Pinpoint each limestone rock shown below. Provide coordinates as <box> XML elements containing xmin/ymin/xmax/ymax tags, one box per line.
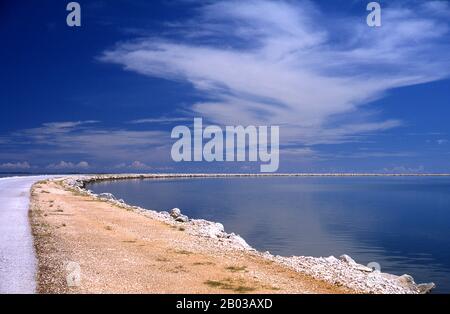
<box><xmin>170</xmin><ymin>208</ymin><xmax>181</xmax><ymax>218</ymax></box>
<box><xmin>324</xmin><ymin>256</ymin><xmax>339</xmax><ymax>263</ymax></box>
<box><xmin>417</xmin><ymin>282</ymin><xmax>435</xmax><ymax>294</ymax></box>
<box><xmin>355</xmin><ymin>264</ymin><xmax>374</xmax><ymax>272</ymax></box>
<box><xmin>340</xmin><ymin>254</ymin><xmax>356</xmax><ymax>265</ymax></box>
<box><xmin>340</xmin><ymin>254</ymin><xmax>373</xmax><ymax>272</ymax></box>
<box><xmin>397</xmin><ymin>274</ymin><xmax>415</xmax><ymax>285</ymax></box>
<box><xmin>99</xmin><ymin>193</ymin><xmax>116</xmax><ymax>200</ymax></box>
<box><xmin>175</xmin><ymin>214</ymin><xmax>189</xmax><ymax>223</ymax></box>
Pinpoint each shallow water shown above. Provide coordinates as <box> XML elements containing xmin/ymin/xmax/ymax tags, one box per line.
<box><xmin>89</xmin><ymin>176</ymin><xmax>450</xmax><ymax>293</ymax></box>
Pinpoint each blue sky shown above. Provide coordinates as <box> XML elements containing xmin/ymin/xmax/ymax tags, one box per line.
<box><xmin>1</xmin><ymin>0</ymin><xmax>450</xmax><ymax>173</ymax></box>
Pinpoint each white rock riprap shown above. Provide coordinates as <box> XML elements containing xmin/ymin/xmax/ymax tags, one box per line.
<box><xmin>265</xmin><ymin>254</ymin><xmax>435</xmax><ymax>294</ymax></box>
<box><xmin>170</xmin><ymin>208</ymin><xmax>189</xmax><ymax>223</ymax></box>
<box><xmin>60</xmin><ymin>174</ymin><xmax>436</xmax><ymax>294</ymax></box>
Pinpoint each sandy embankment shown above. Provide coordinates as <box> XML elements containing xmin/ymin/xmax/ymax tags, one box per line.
<box><xmin>29</xmin><ymin>175</ymin><xmax>434</xmax><ymax>294</ymax></box>
<box><xmin>30</xmin><ymin>177</ymin><xmax>349</xmax><ymax>293</ymax></box>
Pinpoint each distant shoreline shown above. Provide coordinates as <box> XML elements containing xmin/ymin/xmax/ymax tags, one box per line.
<box><xmin>3</xmin><ymin>172</ymin><xmax>450</xmax><ymax>177</ymax></box>
<box><xmin>76</xmin><ymin>173</ymin><xmax>450</xmax><ymax>187</ymax></box>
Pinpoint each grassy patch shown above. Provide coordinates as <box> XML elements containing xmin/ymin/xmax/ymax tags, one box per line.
<box><xmin>37</xmin><ymin>232</ymin><xmax>52</xmax><ymax>238</ymax></box>
<box><xmin>122</xmin><ymin>240</ymin><xmax>137</xmax><ymax>243</ymax></box>
<box><xmin>105</xmin><ymin>226</ymin><xmax>113</xmax><ymax>231</ymax></box>
<box><xmin>263</xmin><ymin>285</ymin><xmax>281</xmax><ymax>291</ymax></box>
<box><xmin>174</xmin><ymin>265</ymin><xmax>185</xmax><ymax>272</ymax></box>
<box><xmin>175</xmin><ymin>250</ymin><xmax>193</xmax><ymax>255</ymax></box>
<box><xmin>193</xmin><ymin>261</ymin><xmax>215</xmax><ymax>266</ymax></box>
<box><xmin>233</xmin><ymin>285</ymin><xmax>257</xmax><ymax>293</ymax></box>
<box><xmin>204</xmin><ymin>279</ymin><xmax>256</xmax><ymax>293</ymax></box>
<box><xmin>168</xmin><ymin>265</ymin><xmax>187</xmax><ymax>273</ymax></box>
<box><xmin>204</xmin><ymin>280</ymin><xmax>224</xmax><ymax>288</ymax></box>
<box><xmin>225</xmin><ymin>266</ymin><xmax>248</xmax><ymax>273</ymax></box>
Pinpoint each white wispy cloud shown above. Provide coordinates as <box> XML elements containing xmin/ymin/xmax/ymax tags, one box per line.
<box><xmin>382</xmin><ymin>165</ymin><xmax>425</xmax><ymax>173</ymax></box>
<box><xmin>129</xmin><ymin>117</ymin><xmax>190</xmax><ymax>124</ymax></box>
<box><xmin>1</xmin><ymin>120</ymin><xmax>173</xmax><ymax>166</ymax></box>
<box><xmin>0</xmin><ymin>161</ymin><xmax>31</xmax><ymax>170</ymax></box>
<box><xmin>101</xmin><ymin>0</ymin><xmax>450</xmax><ymax>147</ymax></box>
<box><xmin>421</xmin><ymin>0</ymin><xmax>450</xmax><ymax>16</ymax></box>
<box><xmin>47</xmin><ymin>161</ymin><xmax>90</xmax><ymax>170</ymax></box>
<box><xmin>114</xmin><ymin>160</ymin><xmax>152</xmax><ymax>170</ymax></box>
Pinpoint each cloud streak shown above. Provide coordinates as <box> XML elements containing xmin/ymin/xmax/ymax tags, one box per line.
<box><xmin>0</xmin><ymin>120</ymin><xmax>173</xmax><ymax>169</ymax></box>
<box><xmin>47</xmin><ymin>161</ymin><xmax>90</xmax><ymax>170</ymax></box>
<box><xmin>101</xmin><ymin>0</ymin><xmax>450</xmax><ymax>147</ymax></box>
<box><xmin>0</xmin><ymin>161</ymin><xmax>31</xmax><ymax>170</ymax></box>
<box><xmin>114</xmin><ymin>160</ymin><xmax>153</xmax><ymax>171</ymax></box>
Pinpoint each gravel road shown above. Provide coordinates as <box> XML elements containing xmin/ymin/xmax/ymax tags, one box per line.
<box><xmin>0</xmin><ymin>176</ymin><xmax>52</xmax><ymax>293</ymax></box>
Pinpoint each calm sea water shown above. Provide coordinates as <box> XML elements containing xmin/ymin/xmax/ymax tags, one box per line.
<box><xmin>0</xmin><ymin>174</ymin><xmax>34</xmax><ymax>178</ymax></box>
<box><xmin>89</xmin><ymin>176</ymin><xmax>450</xmax><ymax>293</ymax></box>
